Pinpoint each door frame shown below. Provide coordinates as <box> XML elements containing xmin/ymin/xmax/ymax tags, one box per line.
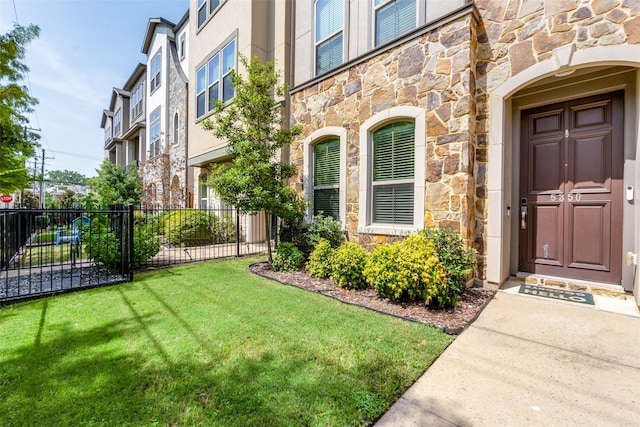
<box><xmin>483</xmin><ymin>44</ymin><xmax>640</xmax><ymax>300</ymax></box>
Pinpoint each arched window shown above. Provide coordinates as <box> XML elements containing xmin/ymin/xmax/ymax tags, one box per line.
<box><xmin>359</xmin><ymin>106</ymin><xmax>425</xmax><ymax>235</ymax></box>
<box><xmin>304</xmin><ymin>127</ymin><xmax>347</xmax><ymax>225</ymax></box>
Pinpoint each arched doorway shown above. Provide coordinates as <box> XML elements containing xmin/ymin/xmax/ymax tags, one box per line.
<box><xmin>486</xmin><ymin>45</ymin><xmax>640</xmax><ymax>299</ymax></box>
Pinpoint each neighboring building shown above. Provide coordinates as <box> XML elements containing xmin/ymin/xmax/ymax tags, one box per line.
<box><xmin>101</xmin><ymin>87</ymin><xmax>131</xmax><ymax>166</ymax></box>
<box><xmin>140</xmin><ymin>13</ymin><xmax>192</xmax><ymax>209</ymax></box>
<box><xmin>186</xmin><ymin>0</ymin><xmax>292</xmax><ymax>210</ymax></box>
<box><xmin>289</xmin><ymin>0</ymin><xmax>640</xmax><ymax>304</ymax></box>
<box><xmin>101</xmin><ymin>12</ymin><xmax>192</xmax><ymax>210</ymax></box>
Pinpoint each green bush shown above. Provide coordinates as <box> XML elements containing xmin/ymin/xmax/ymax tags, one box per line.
<box><xmin>330</xmin><ymin>242</ymin><xmax>369</xmax><ymax>290</ymax></box>
<box><xmin>84</xmin><ymin>222</ymin><xmax>161</xmax><ymax>271</ymax></box>
<box><xmin>132</xmin><ymin>223</ymin><xmax>161</xmax><ymax>269</ymax></box>
<box><xmin>160</xmin><ymin>210</ymin><xmax>236</xmax><ymax>246</ymax></box>
<box><xmin>280</xmin><ymin>213</ymin><xmax>345</xmax><ymax>257</ymax></box>
<box><xmin>306</xmin><ymin>238</ymin><xmax>335</xmax><ymax>279</ymax></box>
<box><xmin>422</xmin><ymin>228</ymin><xmax>477</xmax><ymax>307</ymax></box>
<box><xmin>272</xmin><ymin>243</ymin><xmax>304</xmax><ymax>272</ymax></box>
<box><xmin>364</xmin><ymin>234</ymin><xmax>447</xmax><ymax>306</ymax></box>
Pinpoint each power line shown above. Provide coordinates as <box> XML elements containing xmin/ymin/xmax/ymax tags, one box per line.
<box><xmin>11</xmin><ymin>0</ymin><xmax>52</xmax><ymax>152</ymax></box>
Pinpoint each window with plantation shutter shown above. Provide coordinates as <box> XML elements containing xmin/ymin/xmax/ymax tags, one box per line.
<box><xmin>313</xmin><ymin>138</ymin><xmax>340</xmax><ymax>219</ymax></box>
<box><xmin>372</xmin><ymin>121</ymin><xmax>414</xmax><ymax>224</ymax></box>
<box><xmin>374</xmin><ymin>0</ymin><xmax>416</xmax><ymax>47</ymax></box>
<box><xmin>315</xmin><ymin>0</ymin><xmax>343</xmax><ymax>75</ymax></box>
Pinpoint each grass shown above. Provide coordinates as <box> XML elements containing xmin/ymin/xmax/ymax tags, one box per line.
<box><xmin>21</xmin><ymin>242</ymin><xmax>77</xmax><ymax>267</ymax></box>
<box><xmin>0</xmin><ymin>257</ymin><xmax>454</xmax><ymax>426</ymax></box>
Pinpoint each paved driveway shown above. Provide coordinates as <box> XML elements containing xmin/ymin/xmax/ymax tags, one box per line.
<box><xmin>376</xmin><ymin>291</ymin><xmax>640</xmax><ymax>426</ymax></box>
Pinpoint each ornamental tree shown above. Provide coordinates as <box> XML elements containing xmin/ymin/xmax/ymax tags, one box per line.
<box><xmin>0</xmin><ymin>24</ymin><xmax>40</xmax><ymax>193</ymax></box>
<box><xmin>202</xmin><ymin>54</ymin><xmax>304</xmax><ymax>263</ymax></box>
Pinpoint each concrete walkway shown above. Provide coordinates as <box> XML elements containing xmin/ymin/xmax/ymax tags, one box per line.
<box><xmin>376</xmin><ymin>291</ymin><xmax>640</xmax><ymax>426</ymax></box>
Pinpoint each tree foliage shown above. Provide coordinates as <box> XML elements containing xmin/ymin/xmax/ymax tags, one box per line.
<box><xmin>0</xmin><ymin>24</ymin><xmax>40</xmax><ymax>193</ymax></box>
<box><xmin>90</xmin><ymin>160</ymin><xmax>141</xmax><ymax>207</ymax></box>
<box><xmin>46</xmin><ymin>169</ymin><xmax>87</xmax><ymax>186</ymax></box>
<box><xmin>202</xmin><ymin>54</ymin><xmax>304</xmax><ymax>262</ymax></box>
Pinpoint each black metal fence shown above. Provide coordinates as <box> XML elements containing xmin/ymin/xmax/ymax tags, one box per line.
<box><xmin>1</xmin><ymin>206</ymin><xmax>268</xmax><ymax>305</ymax></box>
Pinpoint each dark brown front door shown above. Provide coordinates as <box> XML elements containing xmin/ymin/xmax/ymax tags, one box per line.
<box><xmin>519</xmin><ymin>92</ymin><xmax>623</xmax><ymax>284</ymax></box>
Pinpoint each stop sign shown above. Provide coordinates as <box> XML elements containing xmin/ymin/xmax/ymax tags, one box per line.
<box><xmin>0</xmin><ymin>195</ymin><xmax>13</xmax><ymax>203</ymax></box>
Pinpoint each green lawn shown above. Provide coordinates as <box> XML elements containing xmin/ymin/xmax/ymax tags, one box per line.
<box><xmin>21</xmin><ymin>242</ymin><xmax>77</xmax><ymax>267</ymax></box>
<box><xmin>0</xmin><ymin>257</ymin><xmax>453</xmax><ymax>426</ymax></box>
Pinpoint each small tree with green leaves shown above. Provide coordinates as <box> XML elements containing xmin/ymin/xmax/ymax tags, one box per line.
<box><xmin>90</xmin><ymin>159</ymin><xmax>142</xmax><ymax>208</ymax></box>
<box><xmin>0</xmin><ymin>24</ymin><xmax>40</xmax><ymax>193</ymax></box>
<box><xmin>202</xmin><ymin>54</ymin><xmax>304</xmax><ymax>263</ymax></box>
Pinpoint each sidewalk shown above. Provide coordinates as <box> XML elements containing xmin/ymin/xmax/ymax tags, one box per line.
<box><xmin>375</xmin><ymin>290</ymin><xmax>640</xmax><ymax>426</ymax></box>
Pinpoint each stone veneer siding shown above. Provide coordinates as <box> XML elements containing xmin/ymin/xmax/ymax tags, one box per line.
<box><xmin>290</xmin><ymin>13</ymin><xmax>479</xmax><ymax>251</ymax></box>
<box><xmin>141</xmin><ymin>42</ymin><xmax>190</xmax><ymax>209</ymax></box>
<box><xmin>473</xmin><ymin>0</ymin><xmax>640</xmax><ymax>278</ymax></box>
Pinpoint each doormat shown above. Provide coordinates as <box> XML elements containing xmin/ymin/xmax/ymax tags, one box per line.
<box><xmin>519</xmin><ymin>284</ymin><xmax>595</xmax><ymax>305</ymax></box>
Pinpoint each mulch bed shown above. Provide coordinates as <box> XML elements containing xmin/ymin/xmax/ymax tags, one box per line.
<box><xmin>249</xmin><ymin>262</ymin><xmax>496</xmax><ymax>334</ymax></box>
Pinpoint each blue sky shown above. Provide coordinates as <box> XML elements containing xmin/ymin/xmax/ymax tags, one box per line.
<box><xmin>1</xmin><ymin>0</ymin><xmax>189</xmax><ymax>178</ymax></box>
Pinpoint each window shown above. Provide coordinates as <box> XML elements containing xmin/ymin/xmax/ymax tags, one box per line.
<box><xmin>173</xmin><ymin>112</ymin><xmax>179</xmax><ymax>145</ymax></box>
<box><xmin>374</xmin><ymin>0</ymin><xmax>416</xmax><ymax>47</ymax></box>
<box><xmin>313</xmin><ymin>139</ymin><xmax>340</xmax><ymax>219</ymax></box>
<box><xmin>315</xmin><ymin>0</ymin><xmax>343</xmax><ymax>75</ymax></box>
<box><xmin>113</xmin><ymin>109</ymin><xmax>121</xmax><ymax>137</ymax></box>
<box><xmin>372</xmin><ymin>122</ymin><xmax>414</xmax><ymax>224</ymax></box>
<box><xmin>150</xmin><ymin>50</ymin><xmax>162</xmax><ymax>92</ymax></box>
<box><xmin>304</xmin><ymin>127</ymin><xmax>347</xmax><ymax>225</ymax></box>
<box><xmin>179</xmin><ymin>33</ymin><xmax>186</xmax><ymax>60</ymax></box>
<box><xmin>198</xmin><ymin>0</ymin><xmax>222</xmax><ymax>28</ymax></box>
<box><xmin>359</xmin><ymin>107</ymin><xmax>425</xmax><ymax>234</ymax></box>
<box><xmin>104</xmin><ymin>126</ymin><xmax>111</xmax><ymax>142</ymax></box>
<box><xmin>149</xmin><ymin>108</ymin><xmax>161</xmax><ymax>157</ymax></box>
<box><xmin>200</xmin><ymin>174</ymin><xmax>210</xmax><ymax>209</ymax></box>
<box><xmin>131</xmin><ymin>84</ymin><xmax>143</xmax><ymax>119</ymax></box>
<box><xmin>196</xmin><ymin>37</ymin><xmax>236</xmax><ymax>118</ymax></box>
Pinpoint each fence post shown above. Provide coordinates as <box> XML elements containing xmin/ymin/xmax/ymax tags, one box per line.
<box><xmin>128</xmin><ymin>204</ymin><xmax>134</xmax><ymax>281</ymax></box>
<box><xmin>236</xmin><ymin>208</ymin><xmax>240</xmax><ymax>257</ymax></box>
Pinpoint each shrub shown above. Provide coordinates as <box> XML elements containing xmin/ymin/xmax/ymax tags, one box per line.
<box><xmin>422</xmin><ymin>228</ymin><xmax>477</xmax><ymax>308</ymax></box>
<box><xmin>308</xmin><ymin>214</ymin><xmax>344</xmax><ymax>248</ymax></box>
<box><xmin>364</xmin><ymin>234</ymin><xmax>447</xmax><ymax>306</ymax></box>
<box><xmin>306</xmin><ymin>238</ymin><xmax>335</xmax><ymax>279</ymax></box>
<box><xmin>84</xmin><ymin>221</ymin><xmax>160</xmax><ymax>271</ymax></box>
<box><xmin>330</xmin><ymin>242</ymin><xmax>369</xmax><ymax>290</ymax></box>
<box><xmin>132</xmin><ymin>223</ymin><xmax>160</xmax><ymax>269</ymax></box>
<box><xmin>160</xmin><ymin>210</ymin><xmax>236</xmax><ymax>246</ymax></box>
<box><xmin>272</xmin><ymin>243</ymin><xmax>304</xmax><ymax>272</ymax></box>
<box><xmin>280</xmin><ymin>213</ymin><xmax>345</xmax><ymax>257</ymax></box>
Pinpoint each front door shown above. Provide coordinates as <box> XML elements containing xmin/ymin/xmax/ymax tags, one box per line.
<box><xmin>519</xmin><ymin>92</ymin><xmax>623</xmax><ymax>284</ymax></box>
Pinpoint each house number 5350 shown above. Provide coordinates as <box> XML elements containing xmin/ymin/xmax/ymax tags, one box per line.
<box><xmin>550</xmin><ymin>193</ymin><xmax>581</xmax><ymax>202</ymax></box>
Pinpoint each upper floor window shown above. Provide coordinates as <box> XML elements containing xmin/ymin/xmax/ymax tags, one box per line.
<box><xmin>149</xmin><ymin>107</ymin><xmax>161</xmax><ymax>157</ymax></box>
<box><xmin>150</xmin><ymin>51</ymin><xmax>162</xmax><ymax>93</ymax></box>
<box><xmin>198</xmin><ymin>0</ymin><xmax>222</xmax><ymax>28</ymax></box>
<box><xmin>114</xmin><ymin>109</ymin><xmax>121</xmax><ymax>137</ymax></box>
<box><xmin>179</xmin><ymin>33</ymin><xmax>186</xmax><ymax>60</ymax></box>
<box><xmin>371</xmin><ymin>121</ymin><xmax>415</xmax><ymax>224</ymax></box>
<box><xmin>196</xmin><ymin>37</ymin><xmax>236</xmax><ymax>119</ymax></box>
<box><xmin>315</xmin><ymin>0</ymin><xmax>343</xmax><ymax>75</ymax></box>
<box><xmin>131</xmin><ymin>84</ymin><xmax>143</xmax><ymax>119</ymax></box>
<box><xmin>374</xmin><ymin>0</ymin><xmax>416</xmax><ymax>47</ymax></box>
<box><xmin>313</xmin><ymin>138</ymin><xmax>340</xmax><ymax>219</ymax></box>
<box><xmin>104</xmin><ymin>126</ymin><xmax>112</xmax><ymax>142</ymax></box>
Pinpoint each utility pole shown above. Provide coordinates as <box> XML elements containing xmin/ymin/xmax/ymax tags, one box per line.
<box><xmin>39</xmin><ymin>149</ymin><xmax>45</xmax><ymax>209</ymax></box>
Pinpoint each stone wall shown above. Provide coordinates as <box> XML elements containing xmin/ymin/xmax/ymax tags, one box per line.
<box><xmin>141</xmin><ymin>42</ymin><xmax>190</xmax><ymax>209</ymax></box>
<box><xmin>290</xmin><ymin>13</ymin><xmax>478</xmax><ymax>247</ymax></box>
<box><xmin>473</xmin><ymin>0</ymin><xmax>640</xmax><ymax>278</ymax></box>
